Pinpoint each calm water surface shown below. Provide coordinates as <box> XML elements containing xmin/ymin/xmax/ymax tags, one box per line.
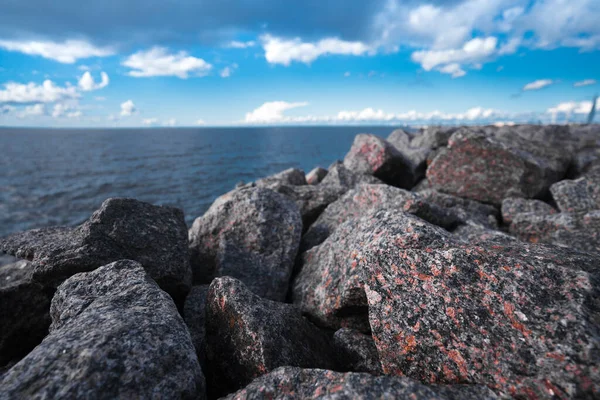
<box><xmin>0</xmin><ymin>126</ymin><xmax>403</xmax><ymax>237</ymax></box>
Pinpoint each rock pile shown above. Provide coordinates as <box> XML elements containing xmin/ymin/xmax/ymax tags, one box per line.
<box><xmin>1</xmin><ymin>124</ymin><xmax>600</xmax><ymax>399</ymax></box>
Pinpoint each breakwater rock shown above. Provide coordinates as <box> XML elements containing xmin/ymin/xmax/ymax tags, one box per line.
<box><xmin>2</xmin><ymin>124</ymin><xmax>600</xmax><ymax>399</ymax></box>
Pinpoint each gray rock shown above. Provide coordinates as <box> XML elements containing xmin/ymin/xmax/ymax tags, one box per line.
<box><xmin>452</xmin><ymin>222</ymin><xmax>518</xmax><ymax>245</ymax></box>
<box><xmin>0</xmin><ymin>198</ymin><xmax>192</xmax><ymax>302</ymax></box>
<box><xmin>183</xmin><ymin>285</ymin><xmax>209</xmax><ymax>369</ymax></box>
<box><xmin>550</xmin><ymin>167</ymin><xmax>600</xmax><ymax>213</ymax></box>
<box><xmin>343</xmin><ymin>134</ymin><xmax>416</xmax><ymax>189</ymax></box>
<box><xmin>320</xmin><ymin>161</ymin><xmax>383</xmax><ymax>189</ymax></box>
<box><xmin>411</xmin><ymin>126</ymin><xmax>458</xmax><ymax>149</ymax></box>
<box><xmin>271</xmin><ymin>184</ymin><xmax>342</xmax><ymax>228</ymax></box>
<box><xmin>572</xmin><ymin>147</ymin><xmax>600</xmax><ymax>176</ymax></box>
<box><xmin>387</xmin><ymin>129</ymin><xmax>431</xmax><ymax>183</ymax></box>
<box><xmin>306</xmin><ymin>167</ymin><xmax>328</xmax><ymax>185</ymax></box>
<box><xmin>333</xmin><ymin>328</ymin><xmax>382</xmax><ymax>375</ymax></box>
<box><xmin>205</xmin><ymin>277</ymin><xmax>337</xmax><ymax>397</ymax></box>
<box><xmin>221</xmin><ymin>367</ymin><xmax>499</xmax><ymax>400</ymax></box>
<box><xmin>189</xmin><ymin>187</ymin><xmax>302</xmax><ymax>301</ymax></box>
<box><xmin>501</xmin><ymin>197</ymin><xmax>557</xmax><ymax>225</ymax></box>
<box><xmin>0</xmin><ymin>260</ymin><xmax>205</xmax><ymax>400</ymax></box>
<box><xmin>255</xmin><ymin>168</ymin><xmax>307</xmax><ymax>188</ymax></box>
<box><xmin>419</xmin><ymin>189</ymin><xmax>499</xmax><ymax>228</ymax></box>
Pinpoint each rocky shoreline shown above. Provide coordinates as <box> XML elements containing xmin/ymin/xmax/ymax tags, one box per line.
<box><xmin>1</xmin><ymin>124</ymin><xmax>600</xmax><ymax>399</ymax></box>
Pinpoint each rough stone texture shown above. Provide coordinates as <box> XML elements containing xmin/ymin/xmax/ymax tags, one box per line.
<box><xmin>205</xmin><ymin>277</ymin><xmax>337</xmax><ymax>397</ymax></box>
<box><xmin>320</xmin><ymin>161</ymin><xmax>383</xmax><ymax>189</ymax></box>
<box><xmin>411</xmin><ymin>126</ymin><xmax>458</xmax><ymax>150</ymax></box>
<box><xmin>301</xmin><ymin>184</ymin><xmax>459</xmax><ymax>251</ymax></box>
<box><xmin>387</xmin><ymin>129</ymin><xmax>430</xmax><ymax>183</ymax></box>
<box><xmin>573</xmin><ymin>147</ymin><xmax>600</xmax><ymax>177</ymax></box>
<box><xmin>343</xmin><ymin>134</ymin><xmax>416</xmax><ymax>189</ymax></box>
<box><xmin>550</xmin><ymin>167</ymin><xmax>600</xmax><ymax>213</ymax></box>
<box><xmin>188</xmin><ymin>187</ymin><xmax>302</xmax><ymax>301</ymax></box>
<box><xmin>333</xmin><ymin>328</ymin><xmax>382</xmax><ymax>375</ymax></box>
<box><xmin>0</xmin><ymin>198</ymin><xmax>192</xmax><ymax>301</ymax></box>
<box><xmin>183</xmin><ymin>285</ymin><xmax>209</xmax><ymax>369</ymax></box>
<box><xmin>306</xmin><ymin>167</ymin><xmax>328</xmax><ymax>185</ymax></box>
<box><xmin>0</xmin><ymin>260</ymin><xmax>205</xmax><ymax>400</ymax></box>
<box><xmin>452</xmin><ymin>222</ymin><xmax>518</xmax><ymax>245</ymax></box>
<box><xmin>255</xmin><ymin>168</ymin><xmax>307</xmax><ymax>188</ymax></box>
<box><xmin>0</xmin><ymin>260</ymin><xmax>51</xmax><ymax>367</ymax></box>
<box><xmin>271</xmin><ymin>184</ymin><xmax>342</xmax><ymax>228</ymax></box>
<box><xmin>427</xmin><ymin>129</ymin><xmax>570</xmax><ymax>205</ymax></box>
<box><xmin>510</xmin><ymin>211</ymin><xmax>600</xmax><ymax>253</ymax></box>
<box><xmin>355</xmin><ymin>213</ymin><xmax>600</xmax><ymax>398</ymax></box>
<box><xmin>419</xmin><ymin>189</ymin><xmax>499</xmax><ymax>228</ymax></box>
<box><xmin>222</xmin><ymin>367</ymin><xmax>499</xmax><ymax>400</ymax></box>
<box><xmin>501</xmin><ymin>197</ymin><xmax>557</xmax><ymax>225</ymax></box>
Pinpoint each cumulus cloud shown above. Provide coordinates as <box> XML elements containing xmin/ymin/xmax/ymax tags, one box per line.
<box><xmin>163</xmin><ymin>118</ymin><xmax>177</xmax><ymax>126</ymax></box>
<box><xmin>261</xmin><ymin>35</ymin><xmax>373</xmax><ymax>66</ymax></box>
<box><xmin>120</xmin><ymin>100</ymin><xmax>136</xmax><ymax>116</ymax></box>
<box><xmin>123</xmin><ymin>47</ymin><xmax>213</xmax><ymax>79</ymax></box>
<box><xmin>0</xmin><ymin>39</ymin><xmax>114</xmax><ymax>63</ymax></box>
<box><xmin>574</xmin><ymin>79</ymin><xmax>597</xmax><ymax>87</ymax></box>
<box><xmin>142</xmin><ymin>118</ymin><xmax>159</xmax><ymax>125</ymax></box>
<box><xmin>0</xmin><ymin>80</ymin><xmax>79</xmax><ymax>103</ymax></box>
<box><xmin>244</xmin><ymin>101</ymin><xmax>309</xmax><ymax>123</ymax></box>
<box><xmin>523</xmin><ymin>79</ymin><xmax>554</xmax><ymax>91</ymax></box>
<box><xmin>411</xmin><ymin>36</ymin><xmax>498</xmax><ymax>74</ymax></box>
<box><xmin>227</xmin><ymin>40</ymin><xmax>256</xmax><ymax>48</ymax></box>
<box><xmin>196</xmin><ymin>119</ymin><xmax>206</xmax><ymax>125</ymax></box>
<box><xmin>220</xmin><ymin>67</ymin><xmax>233</xmax><ymax>78</ymax></box>
<box><xmin>52</xmin><ymin>102</ymin><xmax>82</xmax><ymax>118</ymax></box>
<box><xmin>547</xmin><ymin>100</ymin><xmax>599</xmax><ymax>115</ymax></box>
<box><xmin>0</xmin><ymin>104</ymin><xmax>16</xmax><ymax>115</ymax></box>
<box><xmin>17</xmin><ymin>103</ymin><xmax>47</xmax><ymax>118</ymax></box>
<box><xmin>78</xmin><ymin>71</ymin><xmax>109</xmax><ymax>91</ymax></box>
<box><xmin>438</xmin><ymin>63</ymin><xmax>466</xmax><ymax>78</ymax></box>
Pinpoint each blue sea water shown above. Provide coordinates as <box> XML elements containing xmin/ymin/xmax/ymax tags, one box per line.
<box><xmin>0</xmin><ymin>126</ymin><xmax>403</xmax><ymax>237</ymax></box>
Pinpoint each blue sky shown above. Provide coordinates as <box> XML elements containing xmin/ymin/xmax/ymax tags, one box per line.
<box><xmin>0</xmin><ymin>0</ymin><xmax>598</xmax><ymax>127</ymax></box>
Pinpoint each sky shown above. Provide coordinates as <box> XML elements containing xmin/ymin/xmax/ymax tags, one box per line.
<box><xmin>0</xmin><ymin>0</ymin><xmax>599</xmax><ymax>127</ymax></box>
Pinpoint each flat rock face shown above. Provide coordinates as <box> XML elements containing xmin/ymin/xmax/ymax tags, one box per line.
<box><xmin>0</xmin><ymin>260</ymin><xmax>205</xmax><ymax>400</ymax></box>
<box><xmin>427</xmin><ymin>129</ymin><xmax>569</xmax><ymax>205</ymax></box>
<box><xmin>411</xmin><ymin>126</ymin><xmax>458</xmax><ymax>150</ymax></box>
<box><xmin>550</xmin><ymin>167</ymin><xmax>600</xmax><ymax>213</ymax></box>
<box><xmin>222</xmin><ymin>367</ymin><xmax>499</xmax><ymax>400</ymax></box>
<box><xmin>0</xmin><ymin>198</ymin><xmax>192</xmax><ymax>301</ymax></box>
<box><xmin>333</xmin><ymin>328</ymin><xmax>382</xmax><ymax>375</ymax></box>
<box><xmin>343</xmin><ymin>134</ymin><xmax>416</xmax><ymax>189</ymax></box>
<box><xmin>319</xmin><ymin>160</ymin><xmax>383</xmax><ymax>189</ymax></box>
<box><xmin>255</xmin><ymin>168</ymin><xmax>307</xmax><ymax>188</ymax></box>
<box><xmin>501</xmin><ymin>197</ymin><xmax>557</xmax><ymax>225</ymax></box>
<box><xmin>419</xmin><ymin>189</ymin><xmax>499</xmax><ymax>228</ymax></box>
<box><xmin>301</xmin><ymin>184</ymin><xmax>458</xmax><ymax>251</ymax></box>
<box><xmin>188</xmin><ymin>187</ymin><xmax>302</xmax><ymax>301</ymax></box>
<box><xmin>271</xmin><ymin>184</ymin><xmax>342</xmax><ymax>228</ymax></box>
<box><xmin>183</xmin><ymin>285</ymin><xmax>210</xmax><ymax>368</ymax></box>
<box><xmin>205</xmin><ymin>277</ymin><xmax>337</xmax><ymax>397</ymax></box>
<box><xmin>306</xmin><ymin>167</ymin><xmax>328</xmax><ymax>185</ymax></box>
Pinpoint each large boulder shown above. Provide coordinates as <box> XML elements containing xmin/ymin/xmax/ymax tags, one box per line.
<box><xmin>306</xmin><ymin>167</ymin><xmax>328</xmax><ymax>185</ymax></box>
<box><xmin>550</xmin><ymin>167</ymin><xmax>600</xmax><ymax>213</ymax></box>
<box><xmin>0</xmin><ymin>198</ymin><xmax>192</xmax><ymax>302</ymax></box>
<box><xmin>387</xmin><ymin>129</ymin><xmax>430</xmax><ymax>183</ymax></box>
<box><xmin>427</xmin><ymin>129</ymin><xmax>570</xmax><ymax>205</ymax></box>
<box><xmin>188</xmin><ymin>187</ymin><xmax>302</xmax><ymax>301</ymax></box>
<box><xmin>343</xmin><ymin>134</ymin><xmax>416</xmax><ymax>189</ymax></box>
<box><xmin>333</xmin><ymin>328</ymin><xmax>382</xmax><ymax>375</ymax></box>
<box><xmin>205</xmin><ymin>277</ymin><xmax>337</xmax><ymax>397</ymax></box>
<box><xmin>411</xmin><ymin>126</ymin><xmax>458</xmax><ymax>150</ymax></box>
<box><xmin>183</xmin><ymin>285</ymin><xmax>210</xmax><ymax>368</ymax></box>
<box><xmin>501</xmin><ymin>197</ymin><xmax>557</xmax><ymax>225</ymax></box>
<box><xmin>222</xmin><ymin>367</ymin><xmax>498</xmax><ymax>400</ymax></box>
<box><xmin>271</xmin><ymin>184</ymin><xmax>342</xmax><ymax>228</ymax></box>
<box><xmin>419</xmin><ymin>189</ymin><xmax>499</xmax><ymax>228</ymax></box>
<box><xmin>0</xmin><ymin>260</ymin><xmax>205</xmax><ymax>399</ymax></box>
<box><xmin>254</xmin><ymin>168</ymin><xmax>307</xmax><ymax>188</ymax></box>
<box><xmin>319</xmin><ymin>161</ymin><xmax>383</xmax><ymax>190</ymax></box>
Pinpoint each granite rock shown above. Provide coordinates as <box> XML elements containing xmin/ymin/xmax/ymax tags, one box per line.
<box><xmin>306</xmin><ymin>167</ymin><xmax>328</xmax><ymax>185</ymax></box>
<box><xmin>411</xmin><ymin>126</ymin><xmax>458</xmax><ymax>150</ymax></box>
<box><xmin>0</xmin><ymin>260</ymin><xmax>205</xmax><ymax>399</ymax></box>
<box><xmin>183</xmin><ymin>285</ymin><xmax>210</xmax><ymax>369</ymax></box>
<box><xmin>319</xmin><ymin>161</ymin><xmax>383</xmax><ymax>189</ymax></box>
<box><xmin>550</xmin><ymin>167</ymin><xmax>600</xmax><ymax>213</ymax></box>
<box><xmin>419</xmin><ymin>189</ymin><xmax>499</xmax><ymax>228</ymax></box>
<box><xmin>501</xmin><ymin>197</ymin><xmax>557</xmax><ymax>225</ymax></box>
<box><xmin>255</xmin><ymin>168</ymin><xmax>307</xmax><ymax>188</ymax></box>
<box><xmin>387</xmin><ymin>129</ymin><xmax>430</xmax><ymax>183</ymax></box>
<box><xmin>205</xmin><ymin>277</ymin><xmax>337</xmax><ymax>397</ymax></box>
<box><xmin>333</xmin><ymin>328</ymin><xmax>382</xmax><ymax>375</ymax></box>
<box><xmin>271</xmin><ymin>184</ymin><xmax>342</xmax><ymax>228</ymax></box>
<box><xmin>189</xmin><ymin>187</ymin><xmax>302</xmax><ymax>301</ymax></box>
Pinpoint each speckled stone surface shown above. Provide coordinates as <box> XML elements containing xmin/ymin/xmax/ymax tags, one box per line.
<box><xmin>205</xmin><ymin>277</ymin><xmax>337</xmax><ymax>398</ymax></box>
<box><xmin>306</xmin><ymin>167</ymin><xmax>328</xmax><ymax>185</ymax></box>
<box><xmin>411</xmin><ymin>126</ymin><xmax>458</xmax><ymax>150</ymax></box>
<box><xmin>419</xmin><ymin>189</ymin><xmax>499</xmax><ymax>228</ymax></box>
<box><xmin>357</xmin><ymin>215</ymin><xmax>600</xmax><ymax>398</ymax></box>
<box><xmin>271</xmin><ymin>184</ymin><xmax>343</xmax><ymax>228</ymax></box>
<box><xmin>183</xmin><ymin>284</ymin><xmax>210</xmax><ymax>369</ymax></box>
<box><xmin>319</xmin><ymin>161</ymin><xmax>383</xmax><ymax>189</ymax></box>
<box><xmin>255</xmin><ymin>168</ymin><xmax>307</xmax><ymax>188</ymax></box>
<box><xmin>221</xmin><ymin>367</ymin><xmax>499</xmax><ymax>400</ymax></box>
<box><xmin>333</xmin><ymin>328</ymin><xmax>382</xmax><ymax>375</ymax></box>
<box><xmin>387</xmin><ymin>129</ymin><xmax>430</xmax><ymax>183</ymax></box>
<box><xmin>427</xmin><ymin>129</ymin><xmax>569</xmax><ymax>205</ymax></box>
<box><xmin>550</xmin><ymin>167</ymin><xmax>600</xmax><ymax>213</ymax></box>
<box><xmin>452</xmin><ymin>222</ymin><xmax>518</xmax><ymax>245</ymax></box>
<box><xmin>343</xmin><ymin>134</ymin><xmax>416</xmax><ymax>189</ymax></box>
<box><xmin>0</xmin><ymin>198</ymin><xmax>192</xmax><ymax>302</ymax></box>
<box><xmin>0</xmin><ymin>260</ymin><xmax>51</xmax><ymax>366</ymax></box>
<box><xmin>0</xmin><ymin>260</ymin><xmax>205</xmax><ymax>400</ymax></box>
<box><xmin>501</xmin><ymin>197</ymin><xmax>557</xmax><ymax>225</ymax></box>
<box><xmin>189</xmin><ymin>187</ymin><xmax>302</xmax><ymax>301</ymax></box>
<box><xmin>301</xmin><ymin>184</ymin><xmax>459</xmax><ymax>251</ymax></box>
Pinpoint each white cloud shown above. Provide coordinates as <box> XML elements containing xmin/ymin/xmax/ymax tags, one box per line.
<box><xmin>196</xmin><ymin>119</ymin><xmax>206</xmax><ymax>125</ymax></box>
<box><xmin>0</xmin><ymin>105</ymin><xmax>15</xmax><ymax>115</ymax></box>
<box><xmin>123</xmin><ymin>47</ymin><xmax>213</xmax><ymax>79</ymax></box>
<box><xmin>120</xmin><ymin>100</ymin><xmax>136</xmax><ymax>116</ymax></box>
<box><xmin>66</xmin><ymin>110</ymin><xmax>82</xmax><ymax>118</ymax></box>
<box><xmin>498</xmin><ymin>37</ymin><xmax>521</xmax><ymax>55</ymax></box>
<box><xmin>0</xmin><ymin>80</ymin><xmax>79</xmax><ymax>103</ymax></box>
<box><xmin>227</xmin><ymin>40</ymin><xmax>256</xmax><ymax>49</ymax></box>
<box><xmin>51</xmin><ymin>102</ymin><xmax>82</xmax><ymax>118</ymax></box>
<box><xmin>78</xmin><ymin>65</ymin><xmax>91</xmax><ymax>71</ymax></box>
<box><xmin>0</xmin><ymin>39</ymin><xmax>114</xmax><ymax>64</ymax></box>
<box><xmin>574</xmin><ymin>79</ymin><xmax>597</xmax><ymax>87</ymax></box>
<box><xmin>547</xmin><ymin>100</ymin><xmax>599</xmax><ymax>115</ymax></box>
<box><xmin>411</xmin><ymin>36</ymin><xmax>498</xmax><ymax>72</ymax></box>
<box><xmin>438</xmin><ymin>63</ymin><xmax>466</xmax><ymax>78</ymax></box>
<box><xmin>244</xmin><ymin>101</ymin><xmax>309</xmax><ymax>123</ymax></box>
<box><xmin>78</xmin><ymin>71</ymin><xmax>109</xmax><ymax>91</ymax></box>
<box><xmin>18</xmin><ymin>103</ymin><xmax>47</xmax><ymax>118</ymax></box>
<box><xmin>220</xmin><ymin>67</ymin><xmax>232</xmax><ymax>78</ymax></box>
<box><xmin>142</xmin><ymin>118</ymin><xmax>159</xmax><ymax>126</ymax></box>
<box><xmin>261</xmin><ymin>34</ymin><xmax>373</xmax><ymax>66</ymax></box>
<box><xmin>94</xmin><ymin>96</ymin><xmax>106</xmax><ymax>101</ymax></box>
<box><xmin>523</xmin><ymin>79</ymin><xmax>554</xmax><ymax>91</ymax></box>
<box><xmin>163</xmin><ymin>118</ymin><xmax>177</xmax><ymax>127</ymax></box>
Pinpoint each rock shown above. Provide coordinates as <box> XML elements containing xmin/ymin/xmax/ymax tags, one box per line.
<box><xmin>306</xmin><ymin>167</ymin><xmax>328</xmax><ymax>185</ymax></box>
<box><xmin>427</xmin><ymin>129</ymin><xmax>570</xmax><ymax>205</ymax></box>
<box><xmin>501</xmin><ymin>197</ymin><xmax>557</xmax><ymax>225</ymax></box>
<box><xmin>419</xmin><ymin>189</ymin><xmax>499</xmax><ymax>228</ymax></box>
<box><xmin>183</xmin><ymin>285</ymin><xmax>209</xmax><ymax>369</ymax></box>
<box><xmin>510</xmin><ymin>211</ymin><xmax>600</xmax><ymax>253</ymax></box>
<box><xmin>550</xmin><ymin>167</ymin><xmax>600</xmax><ymax>213</ymax></box>
<box><xmin>189</xmin><ymin>187</ymin><xmax>302</xmax><ymax>301</ymax></box>
<box><xmin>452</xmin><ymin>222</ymin><xmax>518</xmax><ymax>245</ymax></box>
<box><xmin>222</xmin><ymin>367</ymin><xmax>499</xmax><ymax>400</ymax></box>
<box><xmin>0</xmin><ymin>260</ymin><xmax>51</xmax><ymax>366</ymax></box>
<box><xmin>572</xmin><ymin>147</ymin><xmax>600</xmax><ymax>176</ymax></box>
<box><xmin>255</xmin><ymin>168</ymin><xmax>307</xmax><ymax>188</ymax></box>
<box><xmin>0</xmin><ymin>260</ymin><xmax>205</xmax><ymax>399</ymax></box>
<box><xmin>343</xmin><ymin>134</ymin><xmax>416</xmax><ymax>189</ymax></box>
<box><xmin>411</xmin><ymin>126</ymin><xmax>458</xmax><ymax>149</ymax></box>
<box><xmin>0</xmin><ymin>198</ymin><xmax>192</xmax><ymax>302</ymax></box>
<box><xmin>333</xmin><ymin>328</ymin><xmax>382</xmax><ymax>375</ymax></box>
<box><xmin>205</xmin><ymin>277</ymin><xmax>337</xmax><ymax>397</ymax></box>
<box><xmin>387</xmin><ymin>129</ymin><xmax>431</xmax><ymax>183</ymax></box>
<box><xmin>319</xmin><ymin>161</ymin><xmax>383</xmax><ymax>189</ymax></box>
<box><xmin>301</xmin><ymin>184</ymin><xmax>459</xmax><ymax>251</ymax></box>
<box><xmin>356</xmin><ymin>212</ymin><xmax>600</xmax><ymax>398</ymax></box>
<box><xmin>271</xmin><ymin>184</ymin><xmax>342</xmax><ymax>228</ymax></box>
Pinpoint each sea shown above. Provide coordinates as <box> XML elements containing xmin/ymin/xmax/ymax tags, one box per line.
<box><xmin>0</xmin><ymin>126</ymin><xmax>406</xmax><ymax>238</ymax></box>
